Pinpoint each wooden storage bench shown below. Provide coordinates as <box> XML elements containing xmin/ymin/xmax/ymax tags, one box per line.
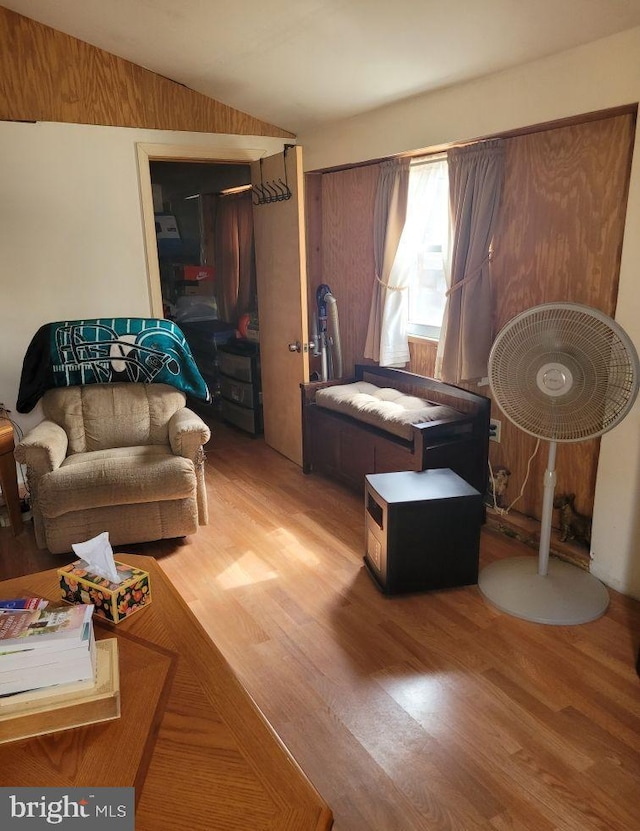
<box><xmin>301</xmin><ymin>364</ymin><xmax>490</xmax><ymax>495</ymax></box>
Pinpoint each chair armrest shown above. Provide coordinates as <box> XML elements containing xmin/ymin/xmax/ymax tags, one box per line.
<box><xmin>14</xmin><ymin>420</ymin><xmax>68</xmax><ymax>477</ymax></box>
<box><xmin>169</xmin><ymin>408</ymin><xmax>211</xmax><ymax>460</ymax></box>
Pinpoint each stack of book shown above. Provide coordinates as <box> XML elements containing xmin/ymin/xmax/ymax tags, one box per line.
<box><xmin>0</xmin><ymin>598</ymin><xmax>121</xmax><ymax>744</ymax></box>
<box><xmin>0</xmin><ymin>639</ymin><xmax>120</xmax><ymax>744</ymax></box>
<box><xmin>0</xmin><ymin>602</ymin><xmax>96</xmax><ymax>696</ymax></box>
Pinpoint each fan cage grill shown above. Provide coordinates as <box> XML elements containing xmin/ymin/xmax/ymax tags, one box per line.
<box><xmin>488</xmin><ymin>304</ymin><xmax>639</xmax><ymax>442</ymax></box>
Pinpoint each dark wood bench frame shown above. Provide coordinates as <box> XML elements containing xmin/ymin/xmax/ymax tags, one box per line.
<box><xmin>301</xmin><ymin>364</ymin><xmax>491</xmax><ymax>494</ymax></box>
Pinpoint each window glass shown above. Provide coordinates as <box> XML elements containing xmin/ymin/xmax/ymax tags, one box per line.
<box><xmin>401</xmin><ymin>158</ymin><xmax>449</xmax><ymax>339</ymax></box>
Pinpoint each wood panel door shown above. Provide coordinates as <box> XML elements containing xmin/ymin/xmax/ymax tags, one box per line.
<box><xmin>252</xmin><ymin>146</ymin><xmax>310</xmax><ymax>466</ymax></box>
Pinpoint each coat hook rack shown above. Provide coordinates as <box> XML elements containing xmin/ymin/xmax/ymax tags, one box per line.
<box><xmin>252</xmin><ymin>145</ymin><xmax>294</xmax><ymax>206</ymax></box>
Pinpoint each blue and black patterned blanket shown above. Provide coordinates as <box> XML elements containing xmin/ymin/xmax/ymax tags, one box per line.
<box><xmin>17</xmin><ymin>318</ymin><xmax>211</xmax><ymax>413</ymax></box>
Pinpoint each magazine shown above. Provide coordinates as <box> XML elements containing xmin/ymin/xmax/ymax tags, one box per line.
<box><xmin>0</xmin><ymin>604</ymin><xmax>93</xmax><ymax>654</ymax></box>
<box><xmin>0</xmin><ymin>598</ymin><xmax>48</xmax><ymax>610</ymax></box>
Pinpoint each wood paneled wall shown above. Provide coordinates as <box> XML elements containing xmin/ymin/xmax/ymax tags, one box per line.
<box><xmin>487</xmin><ymin>113</ymin><xmax>635</xmax><ymax>521</ymax></box>
<box><xmin>0</xmin><ymin>6</ymin><xmax>293</xmax><ymax>138</ymax></box>
<box><xmin>306</xmin><ymin>163</ymin><xmax>379</xmax><ymax>378</ymax></box>
<box><xmin>305</xmin><ymin>111</ymin><xmax>636</xmax><ymax>525</ymax></box>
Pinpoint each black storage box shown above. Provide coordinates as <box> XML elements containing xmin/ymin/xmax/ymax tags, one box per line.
<box><xmin>364</xmin><ymin>468</ymin><xmax>483</xmax><ymax>595</ymax></box>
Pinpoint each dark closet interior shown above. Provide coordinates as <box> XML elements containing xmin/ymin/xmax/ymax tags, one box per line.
<box><xmin>149</xmin><ymin>161</ymin><xmax>251</xmax><ymax>315</ymax></box>
<box><xmin>149</xmin><ymin>161</ymin><xmax>262</xmax><ymax>429</ymax></box>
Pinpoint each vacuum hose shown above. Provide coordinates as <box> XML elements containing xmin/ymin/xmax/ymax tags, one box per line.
<box><xmin>325</xmin><ymin>293</ymin><xmax>343</xmax><ymax>380</ymax></box>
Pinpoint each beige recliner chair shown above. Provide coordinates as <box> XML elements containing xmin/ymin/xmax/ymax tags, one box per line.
<box><xmin>15</xmin><ymin>383</ymin><xmax>211</xmax><ymax>554</ymax></box>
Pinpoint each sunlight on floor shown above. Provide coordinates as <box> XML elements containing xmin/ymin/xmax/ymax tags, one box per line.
<box><xmin>269</xmin><ymin>526</ymin><xmax>322</xmax><ymax>566</ymax></box>
<box><xmin>216</xmin><ymin>550</ymin><xmax>278</xmax><ymax>589</ymax></box>
<box><xmin>214</xmin><ymin>523</ymin><xmax>326</xmax><ymax>590</ymax></box>
<box><xmin>377</xmin><ymin>670</ymin><xmax>454</xmax><ymax>719</ymax></box>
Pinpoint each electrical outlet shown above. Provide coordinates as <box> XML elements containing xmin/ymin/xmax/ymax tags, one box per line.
<box><xmin>489</xmin><ymin>417</ymin><xmax>502</xmax><ymax>443</ymax></box>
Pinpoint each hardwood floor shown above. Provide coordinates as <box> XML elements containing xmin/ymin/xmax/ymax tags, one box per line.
<box><xmin>2</xmin><ymin>419</ymin><xmax>640</xmax><ymax>830</ymax></box>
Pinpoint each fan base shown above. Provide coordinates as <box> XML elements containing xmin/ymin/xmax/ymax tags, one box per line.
<box><xmin>478</xmin><ymin>556</ymin><xmax>609</xmax><ymax>625</ymax></box>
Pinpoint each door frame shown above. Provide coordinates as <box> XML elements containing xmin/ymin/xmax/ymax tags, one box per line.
<box><xmin>136</xmin><ymin>142</ymin><xmax>286</xmax><ymax>316</ymax></box>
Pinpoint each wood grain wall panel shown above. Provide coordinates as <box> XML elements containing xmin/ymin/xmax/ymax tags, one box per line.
<box><xmin>312</xmin><ymin>163</ymin><xmax>380</xmax><ymax>378</ymax></box>
<box><xmin>305</xmin><ymin>174</ymin><xmax>323</xmax><ymax>283</ymax></box>
<box><xmin>492</xmin><ymin>114</ymin><xmax>634</xmax><ymax>330</ymax></box>
<box><xmin>487</xmin><ymin>113</ymin><xmax>635</xmax><ymax>521</ymax></box>
<box><xmin>409</xmin><ymin>339</ymin><xmax>437</xmax><ymax>378</ymax></box>
<box><xmin>305</xmin><ymin>172</ymin><xmax>323</xmax><ymax>378</ymax></box>
<box><xmin>0</xmin><ymin>7</ymin><xmax>293</xmax><ymax>138</ymax></box>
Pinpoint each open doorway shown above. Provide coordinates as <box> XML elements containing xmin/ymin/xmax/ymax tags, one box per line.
<box><xmin>150</xmin><ymin>161</ymin><xmax>255</xmax><ymax>325</ymax></box>
<box><xmin>137</xmin><ymin>142</ymin><xmax>272</xmax><ymax>315</ymax></box>
<box><xmin>148</xmin><ymin>159</ymin><xmax>261</xmax><ymax>424</ymax></box>
<box><xmin>137</xmin><ymin>142</ymin><xmax>311</xmax><ymax>462</ymax></box>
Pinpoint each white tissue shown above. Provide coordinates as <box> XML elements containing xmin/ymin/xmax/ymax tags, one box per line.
<box><xmin>72</xmin><ymin>532</ymin><xmax>121</xmax><ymax>584</ymax></box>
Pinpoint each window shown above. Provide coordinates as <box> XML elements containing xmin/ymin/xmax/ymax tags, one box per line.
<box><xmin>390</xmin><ymin>157</ymin><xmax>449</xmax><ymax>340</ymax></box>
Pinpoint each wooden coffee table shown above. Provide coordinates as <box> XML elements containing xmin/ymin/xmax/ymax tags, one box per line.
<box><xmin>0</xmin><ymin>555</ymin><xmax>333</xmax><ymax>830</ymax></box>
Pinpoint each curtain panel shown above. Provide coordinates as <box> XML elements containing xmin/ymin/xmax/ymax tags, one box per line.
<box><xmin>214</xmin><ymin>192</ymin><xmax>256</xmax><ymax>326</ymax></box>
<box><xmin>437</xmin><ymin>139</ymin><xmax>505</xmax><ymax>384</ymax></box>
<box><xmin>364</xmin><ymin>159</ymin><xmax>410</xmax><ymax>363</ymax></box>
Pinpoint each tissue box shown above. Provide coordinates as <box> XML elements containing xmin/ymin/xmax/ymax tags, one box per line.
<box><xmin>58</xmin><ymin>560</ymin><xmax>151</xmax><ymax>624</ymax></box>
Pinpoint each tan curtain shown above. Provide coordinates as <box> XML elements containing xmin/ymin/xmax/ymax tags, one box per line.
<box><xmin>437</xmin><ymin>140</ymin><xmax>504</xmax><ymax>383</ymax></box>
<box><xmin>364</xmin><ymin>159</ymin><xmax>410</xmax><ymax>362</ymax></box>
<box><xmin>214</xmin><ymin>192</ymin><xmax>256</xmax><ymax>325</ymax></box>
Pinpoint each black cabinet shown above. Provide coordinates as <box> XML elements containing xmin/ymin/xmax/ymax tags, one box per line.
<box><xmin>218</xmin><ymin>341</ymin><xmax>262</xmax><ymax>434</ymax></box>
<box><xmin>364</xmin><ymin>468</ymin><xmax>483</xmax><ymax>594</ymax></box>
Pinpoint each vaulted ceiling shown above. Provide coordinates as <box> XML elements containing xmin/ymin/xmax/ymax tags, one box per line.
<box><xmin>4</xmin><ymin>0</ymin><xmax>640</xmax><ymax>134</ymax></box>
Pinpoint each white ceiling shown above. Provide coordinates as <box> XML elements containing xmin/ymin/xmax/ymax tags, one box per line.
<box><xmin>5</xmin><ymin>0</ymin><xmax>640</xmax><ymax>134</ymax></box>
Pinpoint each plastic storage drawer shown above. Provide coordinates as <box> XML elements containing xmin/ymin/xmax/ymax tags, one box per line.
<box><xmin>221</xmin><ymin>399</ymin><xmax>263</xmax><ymax>435</ymax></box>
<box><xmin>220</xmin><ymin>375</ymin><xmax>258</xmax><ymax>409</ymax></box>
<box><xmin>219</xmin><ymin>351</ymin><xmax>255</xmax><ymax>383</ymax></box>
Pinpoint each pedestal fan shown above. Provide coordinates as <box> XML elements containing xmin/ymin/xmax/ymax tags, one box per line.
<box><xmin>478</xmin><ymin>302</ymin><xmax>640</xmax><ymax>625</ymax></box>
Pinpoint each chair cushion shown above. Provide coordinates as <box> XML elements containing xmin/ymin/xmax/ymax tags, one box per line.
<box><xmin>43</xmin><ymin>383</ymin><xmax>187</xmax><ymax>454</ymax></box>
<box><xmin>38</xmin><ymin>446</ymin><xmax>196</xmax><ymax>518</ymax></box>
<box><xmin>315</xmin><ymin>381</ymin><xmax>459</xmax><ymax>440</ymax></box>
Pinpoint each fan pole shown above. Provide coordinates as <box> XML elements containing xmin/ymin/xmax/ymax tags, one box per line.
<box><xmin>538</xmin><ymin>440</ymin><xmax>557</xmax><ymax>576</ymax></box>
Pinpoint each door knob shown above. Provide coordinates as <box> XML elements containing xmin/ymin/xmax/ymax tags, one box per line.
<box><xmin>288</xmin><ymin>341</ymin><xmax>315</xmax><ymax>353</ymax></box>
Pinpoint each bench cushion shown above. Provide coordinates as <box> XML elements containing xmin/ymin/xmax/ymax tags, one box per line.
<box><xmin>315</xmin><ymin>382</ymin><xmax>459</xmax><ymax>441</ymax></box>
